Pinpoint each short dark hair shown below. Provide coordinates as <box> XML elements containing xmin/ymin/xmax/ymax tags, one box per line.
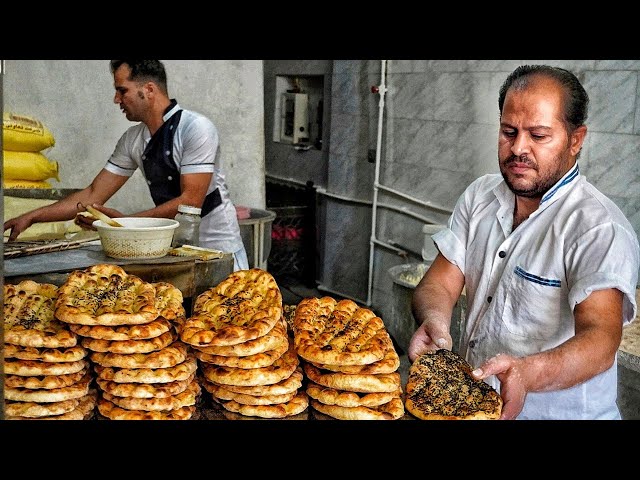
<box><xmin>110</xmin><ymin>60</ymin><xmax>168</xmax><ymax>95</ymax></box>
<box><xmin>498</xmin><ymin>64</ymin><xmax>589</xmax><ymax>132</ymax></box>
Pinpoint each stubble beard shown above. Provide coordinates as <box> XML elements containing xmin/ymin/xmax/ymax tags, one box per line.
<box><xmin>499</xmin><ymin>152</ymin><xmax>570</xmax><ymax>199</ymax></box>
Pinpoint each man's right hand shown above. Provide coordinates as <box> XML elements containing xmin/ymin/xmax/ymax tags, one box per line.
<box><xmin>3</xmin><ymin>214</ymin><xmax>34</xmax><ymax>242</ymax></box>
<box><xmin>407</xmin><ymin>320</ymin><xmax>452</xmax><ymax>363</ymax></box>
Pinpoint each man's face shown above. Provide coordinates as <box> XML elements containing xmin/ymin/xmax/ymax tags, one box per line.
<box><xmin>498</xmin><ymin>76</ymin><xmax>584</xmax><ymax>198</ymax></box>
<box><xmin>113</xmin><ymin>64</ymin><xmax>148</xmax><ymax>122</ymax></box>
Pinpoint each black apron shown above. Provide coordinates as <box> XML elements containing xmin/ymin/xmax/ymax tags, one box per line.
<box><xmin>142</xmin><ymin>108</ymin><xmax>221</xmax><ymax>217</ymax></box>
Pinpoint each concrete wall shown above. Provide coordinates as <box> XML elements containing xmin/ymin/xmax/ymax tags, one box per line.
<box><xmin>3</xmin><ymin>60</ymin><xmax>266</xmax><ymax>211</ymax></box>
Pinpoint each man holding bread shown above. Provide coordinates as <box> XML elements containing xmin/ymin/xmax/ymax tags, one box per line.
<box><xmin>408</xmin><ymin>65</ymin><xmax>639</xmax><ymax>420</ymax></box>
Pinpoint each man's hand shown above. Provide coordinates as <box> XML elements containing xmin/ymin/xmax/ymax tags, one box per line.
<box><xmin>74</xmin><ymin>203</ymin><xmax>124</xmax><ymax>231</ymax></box>
<box><xmin>3</xmin><ymin>213</ymin><xmax>34</xmax><ymax>242</ymax></box>
<box><xmin>471</xmin><ymin>353</ymin><xmax>527</xmax><ymax>420</ymax></box>
<box><xmin>407</xmin><ymin>320</ymin><xmax>452</xmax><ymax>363</ymax></box>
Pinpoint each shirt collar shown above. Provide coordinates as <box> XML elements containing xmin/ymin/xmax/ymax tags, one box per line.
<box><xmin>162</xmin><ymin>99</ymin><xmax>180</xmax><ymax>122</ymax></box>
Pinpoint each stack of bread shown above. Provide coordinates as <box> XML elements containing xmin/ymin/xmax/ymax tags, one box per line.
<box><xmin>293</xmin><ymin>297</ymin><xmax>405</xmax><ymax>420</ymax></box>
<box><xmin>3</xmin><ymin>280</ymin><xmax>96</xmax><ymax>420</ymax></box>
<box><xmin>54</xmin><ymin>264</ymin><xmax>200</xmax><ymax>420</ymax></box>
<box><xmin>181</xmin><ymin>268</ymin><xmax>309</xmax><ymax>419</ymax></box>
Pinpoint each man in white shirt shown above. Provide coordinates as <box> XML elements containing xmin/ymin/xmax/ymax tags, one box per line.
<box><xmin>408</xmin><ymin>64</ymin><xmax>640</xmax><ymax>420</ymax></box>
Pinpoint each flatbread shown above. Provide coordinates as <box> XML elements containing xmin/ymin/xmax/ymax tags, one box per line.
<box><xmin>304</xmin><ymin>362</ymin><xmax>401</xmax><ymax>393</ymax></box>
<box><xmin>96</xmin><ymin>373</ymin><xmax>196</xmax><ymax>398</ymax></box>
<box><xmin>191</xmin><ymin>317</ymin><xmax>288</xmax><ymax>357</ymax></box>
<box><xmin>4</xmin><ymin>397</ymin><xmax>81</xmax><ymax>418</ymax></box>
<box><xmin>201</xmin><ymin>341</ymin><xmax>299</xmax><ymax>387</ymax></box>
<box><xmin>81</xmin><ymin>328</ymin><xmax>177</xmax><ymax>354</ymax></box>
<box><xmin>4</xmin><ymin>343</ymin><xmax>88</xmax><ymax>363</ymax></box>
<box><xmin>69</xmin><ymin>317</ymin><xmax>174</xmax><ymax>341</ymax></box>
<box><xmin>181</xmin><ymin>268</ymin><xmax>282</xmax><ymax>347</ymax></box>
<box><xmin>153</xmin><ymin>282</ymin><xmax>185</xmax><ymax>320</ymax></box>
<box><xmin>202</xmin><ymin>378</ymin><xmax>297</xmax><ymax>405</ymax></box>
<box><xmin>5</xmin><ymin>389</ymin><xmax>98</xmax><ymax>420</ymax></box>
<box><xmin>404</xmin><ymin>349</ymin><xmax>503</xmax><ymax>420</ymax></box>
<box><xmin>306</xmin><ymin>381</ymin><xmax>402</xmax><ymax>408</ymax></box>
<box><xmin>310</xmin><ymin>397</ymin><xmax>405</xmax><ymax>420</ymax></box>
<box><xmin>4</xmin><ymin>367</ymin><xmax>89</xmax><ymax>390</ymax></box>
<box><xmin>4</xmin><ymin>372</ymin><xmax>92</xmax><ymax>402</ymax></box>
<box><xmin>311</xmin><ymin>337</ymin><xmax>400</xmax><ymax>374</ymax></box>
<box><xmin>101</xmin><ymin>379</ymin><xmax>201</xmax><ymax>411</ymax></box>
<box><xmin>90</xmin><ymin>341</ymin><xmax>188</xmax><ymax>368</ymax></box>
<box><xmin>55</xmin><ymin>263</ymin><xmax>158</xmax><ymax>325</ymax></box>
<box><xmin>97</xmin><ymin>397</ymin><xmax>196</xmax><ymax>420</ymax></box>
<box><xmin>4</xmin><ymin>357</ymin><xmax>89</xmax><ymax>376</ymax></box>
<box><xmin>194</xmin><ymin>337</ymin><xmax>289</xmax><ymax>369</ymax></box>
<box><xmin>293</xmin><ymin>296</ymin><xmax>389</xmax><ymax>366</ymax></box>
<box><xmin>214</xmin><ymin>390</ymin><xmax>309</xmax><ymax>419</ymax></box>
<box><xmin>94</xmin><ymin>353</ymin><xmax>197</xmax><ymax>384</ymax></box>
<box><xmin>207</xmin><ymin>367</ymin><xmax>304</xmax><ymax>397</ymax></box>
<box><xmin>4</xmin><ymin>281</ymin><xmax>78</xmax><ymax>348</ymax></box>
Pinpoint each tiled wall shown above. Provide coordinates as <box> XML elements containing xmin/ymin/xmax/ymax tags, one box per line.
<box><xmin>320</xmin><ymin>59</ymin><xmax>640</xmax><ymax>352</ymax></box>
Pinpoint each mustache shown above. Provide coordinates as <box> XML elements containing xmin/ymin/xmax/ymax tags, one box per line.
<box><xmin>504</xmin><ymin>154</ymin><xmax>536</xmax><ymax>168</ymax></box>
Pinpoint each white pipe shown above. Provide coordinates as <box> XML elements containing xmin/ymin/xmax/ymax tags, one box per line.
<box><xmin>376</xmin><ymin>183</ymin><xmax>453</xmax><ymax>214</ymax></box>
<box><xmin>366</xmin><ymin>60</ymin><xmax>388</xmax><ymax>306</ymax></box>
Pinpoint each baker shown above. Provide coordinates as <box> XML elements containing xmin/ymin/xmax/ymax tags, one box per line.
<box><xmin>4</xmin><ymin>60</ymin><xmax>248</xmax><ymax>271</ymax></box>
<box><xmin>408</xmin><ymin>64</ymin><xmax>640</xmax><ymax>420</ymax></box>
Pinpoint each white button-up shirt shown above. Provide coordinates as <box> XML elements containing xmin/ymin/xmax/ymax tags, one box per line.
<box><xmin>433</xmin><ymin>164</ymin><xmax>639</xmax><ymax>419</ymax></box>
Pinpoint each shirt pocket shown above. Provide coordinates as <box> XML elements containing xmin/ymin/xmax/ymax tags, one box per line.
<box><xmin>502</xmin><ymin>265</ymin><xmax>565</xmax><ymax>340</ymax></box>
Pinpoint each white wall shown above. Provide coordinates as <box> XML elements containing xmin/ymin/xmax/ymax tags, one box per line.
<box><xmin>3</xmin><ymin>60</ymin><xmax>265</xmax><ymax>212</ymax></box>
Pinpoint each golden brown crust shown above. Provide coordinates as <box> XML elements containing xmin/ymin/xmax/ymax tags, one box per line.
<box><xmin>4</xmin><ymin>397</ymin><xmax>81</xmax><ymax>417</ymax></box>
<box><xmin>180</xmin><ymin>268</ymin><xmax>282</xmax><ymax>347</ymax></box>
<box><xmin>4</xmin><ymin>367</ymin><xmax>89</xmax><ymax>390</ymax></box>
<box><xmin>5</xmin><ymin>389</ymin><xmax>98</xmax><ymax>420</ymax></box>
<box><xmin>202</xmin><ymin>378</ymin><xmax>297</xmax><ymax>405</ymax></box>
<box><xmin>101</xmin><ymin>379</ymin><xmax>201</xmax><ymax>411</ymax></box>
<box><xmin>4</xmin><ymin>358</ymin><xmax>89</xmax><ymax>376</ymax></box>
<box><xmin>4</xmin><ymin>281</ymin><xmax>78</xmax><ymax>348</ymax></box>
<box><xmin>96</xmin><ymin>373</ymin><xmax>196</xmax><ymax>398</ymax></box>
<box><xmin>304</xmin><ymin>362</ymin><xmax>402</xmax><ymax>393</ymax></box>
<box><xmin>97</xmin><ymin>397</ymin><xmax>196</xmax><ymax>420</ymax></box>
<box><xmin>191</xmin><ymin>317</ymin><xmax>288</xmax><ymax>357</ymax></box>
<box><xmin>404</xmin><ymin>349</ymin><xmax>502</xmax><ymax>420</ymax></box>
<box><xmin>207</xmin><ymin>367</ymin><xmax>304</xmax><ymax>396</ymax></box>
<box><xmin>69</xmin><ymin>317</ymin><xmax>173</xmax><ymax>340</ymax></box>
<box><xmin>201</xmin><ymin>341</ymin><xmax>299</xmax><ymax>387</ymax></box>
<box><xmin>81</xmin><ymin>328</ymin><xmax>177</xmax><ymax>354</ymax></box>
<box><xmin>90</xmin><ymin>341</ymin><xmax>188</xmax><ymax>368</ymax></box>
<box><xmin>293</xmin><ymin>297</ymin><xmax>388</xmax><ymax>366</ymax></box>
<box><xmin>215</xmin><ymin>390</ymin><xmax>309</xmax><ymax>419</ymax></box>
<box><xmin>310</xmin><ymin>397</ymin><xmax>405</xmax><ymax>420</ymax></box>
<box><xmin>4</xmin><ymin>372</ymin><xmax>92</xmax><ymax>402</ymax></box>
<box><xmin>54</xmin><ymin>264</ymin><xmax>158</xmax><ymax>325</ymax></box>
<box><xmin>94</xmin><ymin>353</ymin><xmax>197</xmax><ymax>384</ymax></box>
<box><xmin>306</xmin><ymin>381</ymin><xmax>402</xmax><ymax>408</ymax></box>
<box><xmin>194</xmin><ymin>337</ymin><xmax>289</xmax><ymax>369</ymax></box>
<box><xmin>311</xmin><ymin>338</ymin><xmax>400</xmax><ymax>374</ymax></box>
<box><xmin>153</xmin><ymin>282</ymin><xmax>185</xmax><ymax>320</ymax></box>
<box><xmin>4</xmin><ymin>343</ymin><xmax>88</xmax><ymax>363</ymax></box>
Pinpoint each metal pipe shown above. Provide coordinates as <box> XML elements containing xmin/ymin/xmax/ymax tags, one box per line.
<box><xmin>366</xmin><ymin>60</ymin><xmax>388</xmax><ymax>306</ymax></box>
<box><xmin>376</xmin><ymin>183</ymin><xmax>453</xmax><ymax>214</ymax></box>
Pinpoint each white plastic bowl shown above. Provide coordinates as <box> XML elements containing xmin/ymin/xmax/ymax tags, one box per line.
<box><xmin>93</xmin><ymin>217</ymin><xmax>179</xmax><ymax>260</ymax></box>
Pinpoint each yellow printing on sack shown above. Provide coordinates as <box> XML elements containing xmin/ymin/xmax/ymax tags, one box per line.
<box><xmin>3</xmin><ymin>150</ymin><xmax>60</xmax><ymax>181</ymax></box>
<box><xmin>3</xmin><ymin>112</ymin><xmax>56</xmax><ymax>152</ymax></box>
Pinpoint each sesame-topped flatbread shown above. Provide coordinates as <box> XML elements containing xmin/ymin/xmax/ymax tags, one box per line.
<box><xmin>180</xmin><ymin>268</ymin><xmax>282</xmax><ymax>347</ymax></box>
<box><xmin>96</xmin><ymin>373</ymin><xmax>196</xmax><ymax>398</ymax></box>
<box><xmin>4</xmin><ymin>372</ymin><xmax>92</xmax><ymax>402</ymax></box>
<box><xmin>91</xmin><ymin>341</ymin><xmax>188</xmax><ymax>369</ymax></box>
<box><xmin>94</xmin><ymin>353</ymin><xmax>197</xmax><ymax>384</ymax></box>
<box><xmin>214</xmin><ymin>390</ymin><xmax>309</xmax><ymax>419</ymax></box>
<box><xmin>4</xmin><ymin>281</ymin><xmax>78</xmax><ymax>348</ymax></box>
<box><xmin>194</xmin><ymin>336</ymin><xmax>289</xmax><ymax>369</ymax></box>
<box><xmin>310</xmin><ymin>397</ymin><xmax>405</xmax><ymax>420</ymax></box>
<box><xmin>101</xmin><ymin>379</ymin><xmax>201</xmax><ymax>411</ymax></box>
<box><xmin>4</xmin><ymin>358</ymin><xmax>89</xmax><ymax>377</ymax></box>
<box><xmin>293</xmin><ymin>297</ymin><xmax>389</xmax><ymax>366</ymax></box>
<box><xmin>55</xmin><ymin>264</ymin><xmax>158</xmax><ymax>326</ymax></box>
<box><xmin>4</xmin><ymin>367</ymin><xmax>89</xmax><ymax>390</ymax></box>
<box><xmin>304</xmin><ymin>362</ymin><xmax>402</xmax><ymax>393</ymax></box>
<box><xmin>97</xmin><ymin>397</ymin><xmax>196</xmax><ymax>420</ymax></box>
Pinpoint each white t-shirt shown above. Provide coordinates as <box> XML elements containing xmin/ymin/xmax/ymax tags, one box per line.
<box><xmin>433</xmin><ymin>163</ymin><xmax>639</xmax><ymax>419</ymax></box>
<box><xmin>104</xmin><ymin>102</ymin><xmax>244</xmax><ymax>254</ymax></box>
